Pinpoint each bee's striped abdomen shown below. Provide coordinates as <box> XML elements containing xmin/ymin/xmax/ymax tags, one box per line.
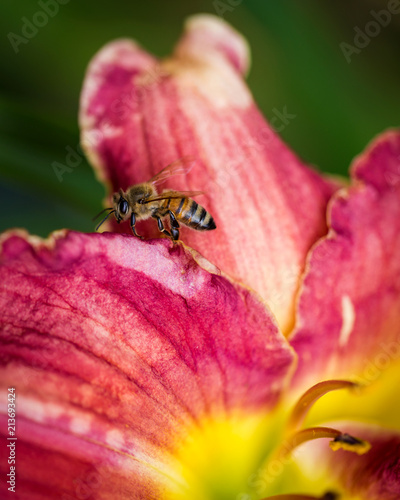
<box><xmin>166</xmin><ymin>198</ymin><xmax>216</xmax><ymax>231</ymax></box>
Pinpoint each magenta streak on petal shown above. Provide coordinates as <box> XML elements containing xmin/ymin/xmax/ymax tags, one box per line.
<box><xmin>0</xmin><ymin>415</ymin><xmax>162</xmax><ymax>499</ymax></box>
<box><xmin>0</xmin><ymin>231</ymin><xmax>294</xmax><ymax>498</ymax></box>
<box><xmin>290</xmin><ymin>130</ymin><xmax>400</xmax><ymax>391</ymax></box>
<box><xmin>80</xmin><ymin>39</ymin><xmax>159</xmax><ymax>191</ymax></box>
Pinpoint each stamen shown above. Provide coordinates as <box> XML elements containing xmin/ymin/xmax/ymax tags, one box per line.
<box><xmin>330</xmin><ymin>432</ymin><xmax>371</xmax><ymax>454</ymax></box>
<box><xmin>287</xmin><ymin>380</ymin><xmax>360</xmax><ymax>432</ymax></box>
<box><xmin>262</xmin><ymin>492</ymin><xmax>338</xmax><ymax>500</ymax></box>
<box><xmin>259</xmin><ymin>424</ymin><xmax>370</xmax><ymax>488</ymax></box>
<box><xmin>258</xmin><ymin>380</ymin><xmax>369</xmax><ymax>492</ymax></box>
<box><xmin>280</xmin><ymin>426</ymin><xmax>370</xmax><ymax>458</ymax></box>
<box><xmin>261</xmin><ymin>493</ymin><xmax>338</xmax><ymax>500</ymax></box>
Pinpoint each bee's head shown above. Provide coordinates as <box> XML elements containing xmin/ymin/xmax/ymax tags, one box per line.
<box><xmin>112</xmin><ymin>190</ymin><xmax>131</xmax><ymax>223</ymax></box>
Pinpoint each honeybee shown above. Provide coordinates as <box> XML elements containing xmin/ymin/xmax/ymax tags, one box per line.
<box><xmin>94</xmin><ymin>157</ymin><xmax>216</xmax><ymax>241</ymax></box>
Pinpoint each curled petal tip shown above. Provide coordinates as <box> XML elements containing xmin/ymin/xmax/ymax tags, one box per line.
<box><xmin>79</xmin><ymin>37</ymin><xmax>158</xmax><ymax>124</ymax></box>
<box><xmin>351</xmin><ymin>128</ymin><xmax>400</xmax><ymax>193</ymax></box>
<box><xmin>178</xmin><ymin>14</ymin><xmax>251</xmax><ymax>75</ymax></box>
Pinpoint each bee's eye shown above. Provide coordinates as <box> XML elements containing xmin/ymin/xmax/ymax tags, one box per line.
<box><xmin>119</xmin><ymin>199</ymin><xmax>128</xmax><ymax>215</ymax></box>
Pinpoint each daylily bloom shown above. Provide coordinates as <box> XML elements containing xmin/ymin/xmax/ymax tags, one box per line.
<box><xmin>1</xmin><ymin>13</ymin><xmax>400</xmax><ymax>500</ymax></box>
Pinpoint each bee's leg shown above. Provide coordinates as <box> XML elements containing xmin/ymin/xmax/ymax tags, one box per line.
<box><xmin>168</xmin><ymin>211</ymin><xmax>180</xmax><ymax>241</ymax></box>
<box><xmin>168</xmin><ymin>211</ymin><xmax>180</xmax><ymax>228</ymax></box>
<box><xmin>153</xmin><ymin>215</ymin><xmax>174</xmax><ymax>240</ymax></box>
<box><xmin>130</xmin><ymin>213</ymin><xmax>143</xmax><ymax>240</ymax></box>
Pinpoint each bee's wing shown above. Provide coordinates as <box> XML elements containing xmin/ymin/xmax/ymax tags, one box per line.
<box><xmin>141</xmin><ymin>190</ymin><xmax>204</xmax><ymax>204</ymax></box>
<box><xmin>149</xmin><ymin>156</ymin><xmax>196</xmax><ymax>187</ymax></box>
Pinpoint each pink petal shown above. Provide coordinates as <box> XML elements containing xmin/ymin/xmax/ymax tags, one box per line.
<box><xmin>79</xmin><ymin>14</ymin><xmax>336</xmax><ymax>333</ymax></box>
<box><xmin>290</xmin><ymin>130</ymin><xmax>400</xmax><ymax>390</ymax></box>
<box><xmin>309</xmin><ymin>424</ymin><xmax>400</xmax><ymax>499</ymax></box>
<box><xmin>0</xmin><ymin>231</ymin><xmax>294</xmax><ymax>499</ymax></box>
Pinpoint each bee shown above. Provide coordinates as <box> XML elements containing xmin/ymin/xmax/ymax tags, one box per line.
<box><xmin>94</xmin><ymin>157</ymin><xmax>216</xmax><ymax>241</ymax></box>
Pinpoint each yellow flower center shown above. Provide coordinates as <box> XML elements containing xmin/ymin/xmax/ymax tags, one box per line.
<box><xmin>169</xmin><ymin>381</ymin><xmax>370</xmax><ymax>500</ymax></box>
<box><xmin>174</xmin><ymin>412</ymin><xmax>281</xmax><ymax>499</ymax></box>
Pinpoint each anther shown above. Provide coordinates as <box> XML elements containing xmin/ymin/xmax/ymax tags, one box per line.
<box><xmin>262</xmin><ymin>491</ymin><xmax>339</xmax><ymax>500</ymax></box>
<box><xmin>330</xmin><ymin>432</ymin><xmax>371</xmax><ymax>454</ymax></box>
<box><xmin>280</xmin><ymin>426</ymin><xmax>370</xmax><ymax>458</ymax></box>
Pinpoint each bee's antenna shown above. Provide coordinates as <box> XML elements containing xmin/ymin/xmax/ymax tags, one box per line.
<box><xmin>95</xmin><ymin>210</ymin><xmax>115</xmax><ymax>231</ymax></box>
<box><xmin>92</xmin><ymin>207</ymin><xmax>113</xmax><ymax>222</ymax></box>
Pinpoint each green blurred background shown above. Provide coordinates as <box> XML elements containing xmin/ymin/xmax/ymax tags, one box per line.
<box><xmin>1</xmin><ymin>0</ymin><xmax>399</xmax><ymax>236</ymax></box>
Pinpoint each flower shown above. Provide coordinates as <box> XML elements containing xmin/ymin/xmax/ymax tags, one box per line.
<box><xmin>1</xmin><ymin>14</ymin><xmax>400</xmax><ymax>500</ymax></box>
